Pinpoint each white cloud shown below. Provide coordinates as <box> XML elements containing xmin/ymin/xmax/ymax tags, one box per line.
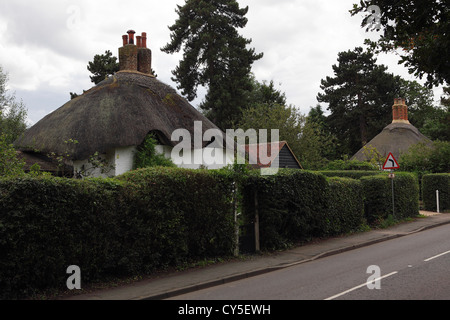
<box><xmin>0</xmin><ymin>0</ymin><xmax>444</xmax><ymax>125</ymax></box>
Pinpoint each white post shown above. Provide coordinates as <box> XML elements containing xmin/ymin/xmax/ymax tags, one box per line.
<box><xmin>436</xmin><ymin>190</ymin><xmax>440</xmax><ymax>213</ymax></box>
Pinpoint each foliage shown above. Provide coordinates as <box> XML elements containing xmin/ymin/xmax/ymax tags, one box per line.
<box><xmin>238</xmin><ymin>82</ymin><xmax>334</xmax><ymax>170</ymax></box>
<box><xmin>161</xmin><ymin>0</ymin><xmax>263</xmax><ymax>130</ymax></box>
<box><xmin>306</xmin><ymin>105</ymin><xmax>341</xmax><ymax>162</ymax></box>
<box><xmin>0</xmin><ymin>176</ymin><xmax>124</xmax><ymax>299</ymax></box>
<box><xmin>116</xmin><ymin>167</ymin><xmax>236</xmax><ymax>267</ymax></box>
<box><xmin>87</xmin><ymin>50</ymin><xmax>120</xmax><ymax>85</ymax></box>
<box><xmin>0</xmin><ymin>65</ymin><xmax>28</xmax><ymax>144</ymax></box>
<box><xmin>422</xmin><ymin>173</ymin><xmax>450</xmax><ymax>212</ymax></box>
<box><xmin>360</xmin><ymin>172</ymin><xmax>419</xmax><ymax>224</ymax></box>
<box><xmin>399</xmin><ymin>140</ymin><xmax>450</xmax><ymax>174</ymax></box>
<box><xmin>133</xmin><ymin>134</ymin><xmax>176</xmax><ymax>169</ymax></box>
<box><xmin>0</xmin><ymin>168</ymin><xmax>236</xmax><ymax>299</ymax></box>
<box><xmin>317</xmin><ymin>47</ymin><xmax>403</xmax><ymax>156</ymax></box>
<box><xmin>350</xmin><ymin>0</ymin><xmax>449</xmax><ymax>87</ymax></box>
<box><xmin>325</xmin><ymin>177</ymin><xmax>365</xmax><ymax>235</ymax></box>
<box><xmin>318</xmin><ymin>170</ymin><xmax>381</xmax><ymax>180</ymax></box>
<box><xmin>0</xmin><ymin>134</ymin><xmax>25</xmax><ymax>177</ymax></box>
<box><xmin>241</xmin><ymin>169</ymin><xmax>329</xmax><ymax>250</ymax></box>
<box><xmin>238</xmin><ymin>101</ymin><xmax>303</xmax><ymax>156</ymax></box>
<box><xmin>361</xmin><ymin>145</ymin><xmax>385</xmax><ymax>169</ymax></box>
<box><xmin>322</xmin><ymin>159</ymin><xmax>377</xmax><ymax>171</ymax></box>
<box><xmin>397</xmin><ymin>79</ymin><xmax>437</xmax><ymax>130</ymax></box>
<box><xmin>298</xmin><ymin>118</ymin><xmax>336</xmax><ymax>170</ymax></box>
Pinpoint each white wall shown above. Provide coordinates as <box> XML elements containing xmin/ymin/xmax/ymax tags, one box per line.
<box><xmin>74</xmin><ymin>145</ymin><xmax>233</xmax><ymax>178</ymax></box>
<box><xmin>114</xmin><ymin>146</ymin><xmax>137</xmax><ymax>176</ymax></box>
<box><xmin>72</xmin><ymin>149</ymin><xmax>116</xmax><ymax>178</ymax></box>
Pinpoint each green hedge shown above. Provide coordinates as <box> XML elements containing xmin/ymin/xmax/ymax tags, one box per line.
<box><xmin>242</xmin><ymin>169</ymin><xmax>328</xmax><ymax>251</ymax></box>
<box><xmin>422</xmin><ymin>174</ymin><xmax>450</xmax><ymax>212</ymax></box>
<box><xmin>360</xmin><ymin>172</ymin><xmax>419</xmax><ymax>224</ymax></box>
<box><xmin>319</xmin><ymin>170</ymin><xmax>382</xmax><ymax>180</ymax></box>
<box><xmin>322</xmin><ymin>160</ymin><xmax>377</xmax><ymax>171</ymax></box>
<box><xmin>325</xmin><ymin>177</ymin><xmax>364</xmax><ymax>235</ymax></box>
<box><xmin>0</xmin><ymin>168</ymin><xmax>236</xmax><ymax>299</ymax></box>
<box><xmin>0</xmin><ymin>176</ymin><xmax>124</xmax><ymax>299</ymax></box>
<box><xmin>0</xmin><ymin>166</ymin><xmax>423</xmax><ymax>299</ymax></box>
<box><xmin>116</xmin><ymin>167</ymin><xmax>235</xmax><ymax>272</ymax></box>
<box><xmin>241</xmin><ymin>171</ymin><xmax>368</xmax><ymax>251</ymax></box>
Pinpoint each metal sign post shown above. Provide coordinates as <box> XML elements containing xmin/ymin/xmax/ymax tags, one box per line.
<box><xmin>389</xmin><ymin>171</ymin><xmax>395</xmax><ymax>218</ymax></box>
<box><xmin>383</xmin><ymin>153</ymin><xmax>400</xmax><ymax>218</ymax></box>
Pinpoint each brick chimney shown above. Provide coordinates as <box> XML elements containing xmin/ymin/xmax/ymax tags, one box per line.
<box><xmin>392</xmin><ymin>98</ymin><xmax>410</xmax><ymax>124</ymax></box>
<box><xmin>118</xmin><ymin>30</ymin><xmax>153</xmax><ymax>76</ymax></box>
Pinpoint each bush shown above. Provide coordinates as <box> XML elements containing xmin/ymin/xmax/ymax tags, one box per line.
<box><xmin>0</xmin><ymin>168</ymin><xmax>236</xmax><ymax>299</ymax></box>
<box><xmin>319</xmin><ymin>170</ymin><xmax>382</xmax><ymax>180</ymax></box>
<box><xmin>0</xmin><ymin>134</ymin><xmax>25</xmax><ymax>177</ymax></box>
<box><xmin>399</xmin><ymin>140</ymin><xmax>450</xmax><ymax>174</ymax></box>
<box><xmin>360</xmin><ymin>172</ymin><xmax>419</xmax><ymax>224</ymax></box>
<box><xmin>422</xmin><ymin>173</ymin><xmax>450</xmax><ymax>212</ymax></box>
<box><xmin>325</xmin><ymin>177</ymin><xmax>364</xmax><ymax>235</ymax></box>
<box><xmin>241</xmin><ymin>169</ymin><xmax>328</xmax><ymax>251</ymax></box>
<box><xmin>116</xmin><ymin>167</ymin><xmax>235</xmax><ymax>272</ymax></box>
<box><xmin>0</xmin><ymin>176</ymin><xmax>123</xmax><ymax>299</ymax></box>
<box><xmin>323</xmin><ymin>159</ymin><xmax>377</xmax><ymax>171</ymax></box>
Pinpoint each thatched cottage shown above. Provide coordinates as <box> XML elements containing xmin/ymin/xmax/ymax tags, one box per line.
<box><xmin>352</xmin><ymin>98</ymin><xmax>432</xmax><ymax>162</ymax></box>
<box><xmin>14</xmin><ymin>30</ymin><xmax>234</xmax><ymax>177</ymax></box>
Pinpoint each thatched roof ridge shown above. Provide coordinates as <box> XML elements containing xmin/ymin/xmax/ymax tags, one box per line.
<box><xmin>352</xmin><ymin>122</ymin><xmax>432</xmax><ymax>161</ymax></box>
<box><xmin>15</xmin><ymin>71</ymin><xmax>220</xmax><ymax>160</ymax></box>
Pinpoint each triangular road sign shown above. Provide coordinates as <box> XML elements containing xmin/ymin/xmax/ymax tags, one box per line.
<box><xmin>383</xmin><ymin>152</ymin><xmax>400</xmax><ymax>170</ymax></box>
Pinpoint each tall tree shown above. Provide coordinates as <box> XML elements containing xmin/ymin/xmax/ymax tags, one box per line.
<box><xmin>87</xmin><ymin>50</ymin><xmax>120</xmax><ymax>85</ymax></box>
<box><xmin>350</xmin><ymin>0</ymin><xmax>449</xmax><ymax>87</ymax></box>
<box><xmin>238</xmin><ymin>78</ymin><xmax>334</xmax><ymax>169</ymax></box>
<box><xmin>397</xmin><ymin>79</ymin><xmax>435</xmax><ymax>130</ymax></box>
<box><xmin>162</xmin><ymin>0</ymin><xmax>263</xmax><ymax>130</ymax></box>
<box><xmin>0</xmin><ymin>65</ymin><xmax>28</xmax><ymax>144</ymax></box>
<box><xmin>317</xmin><ymin>47</ymin><xmax>401</xmax><ymax>156</ymax></box>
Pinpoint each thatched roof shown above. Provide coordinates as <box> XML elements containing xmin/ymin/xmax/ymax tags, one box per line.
<box><xmin>16</xmin><ymin>150</ymin><xmax>73</xmax><ymax>176</ymax></box>
<box><xmin>15</xmin><ymin>71</ymin><xmax>221</xmax><ymax>160</ymax></box>
<box><xmin>352</xmin><ymin>122</ymin><xmax>432</xmax><ymax>161</ymax></box>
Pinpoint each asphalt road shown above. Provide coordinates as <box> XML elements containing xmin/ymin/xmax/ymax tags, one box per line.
<box><xmin>169</xmin><ymin>223</ymin><xmax>450</xmax><ymax>300</ymax></box>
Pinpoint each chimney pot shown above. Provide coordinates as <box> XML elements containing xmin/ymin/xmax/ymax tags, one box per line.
<box><xmin>136</xmin><ymin>36</ymin><xmax>142</xmax><ymax>48</ymax></box>
<box><xmin>141</xmin><ymin>32</ymin><xmax>147</xmax><ymax>48</ymax></box>
<box><xmin>127</xmin><ymin>30</ymin><xmax>136</xmax><ymax>45</ymax></box>
<box><xmin>122</xmin><ymin>35</ymin><xmax>128</xmax><ymax>47</ymax></box>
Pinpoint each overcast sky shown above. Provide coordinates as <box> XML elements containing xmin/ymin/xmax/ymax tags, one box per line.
<box><xmin>0</xmin><ymin>0</ymin><xmax>444</xmax><ymax>126</ymax></box>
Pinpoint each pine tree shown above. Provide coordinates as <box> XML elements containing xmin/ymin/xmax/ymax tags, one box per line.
<box><xmin>87</xmin><ymin>50</ymin><xmax>120</xmax><ymax>85</ymax></box>
<box><xmin>317</xmin><ymin>47</ymin><xmax>401</xmax><ymax>156</ymax></box>
<box><xmin>162</xmin><ymin>0</ymin><xmax>263</xmax><ymax>130</ymax></box>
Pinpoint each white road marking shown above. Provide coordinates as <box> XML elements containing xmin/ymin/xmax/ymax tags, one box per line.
<box><xmin>424</xmin><ymin>250</ymin><xmax>450</xmax><ymax>262</ymax></box>
<box><xmin>324</xmin><ymin>272</ymin><xmax>398</xmax><ymax>300</ymax></box>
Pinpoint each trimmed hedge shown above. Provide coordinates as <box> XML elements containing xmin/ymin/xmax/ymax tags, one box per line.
<box><xmin>319</xmin><ymin>170</ymin><xmax>382</xmax><ymax>180</ymax></box>
<box><xmin>116</xmin><ymin>167</ymin><xmax>235</xmax><ymax>272</ymax></box>
<box><xmin>360</xmin><ymin>172</ymin><xmax>419</xmax><ymax>224</ymax></box>
<box><xmin>0</xmin><ymin>176</ymin><xmax>124</xmax><ymax>299</ymax></box>
<box><xmin>242</xmin><ymin>169</ymin><xmax>328</xmax><ymax>251</ymax></box>
<box><xmin>422</xmin><ymin>173</ymin><xmax>450</xmax><ymax>212</ymax></box>
<box><xmin>0</xmin><ymin>166</ymin><xmax>423</xmax><ymax>298</ymax></box>
<box><xmin>0</xmin><ymin>168</ymin><xmax>236</xmax><ymax>299</ymax></box>
<box><xmin>325</xmin><ymin>177</ymin><xmax>364</xmax><ymax>235</ymax></box>
<box><xmin>241</xmin><ymin>171</ymin><xmax>368</xmax><ymax>251</ymax></box>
